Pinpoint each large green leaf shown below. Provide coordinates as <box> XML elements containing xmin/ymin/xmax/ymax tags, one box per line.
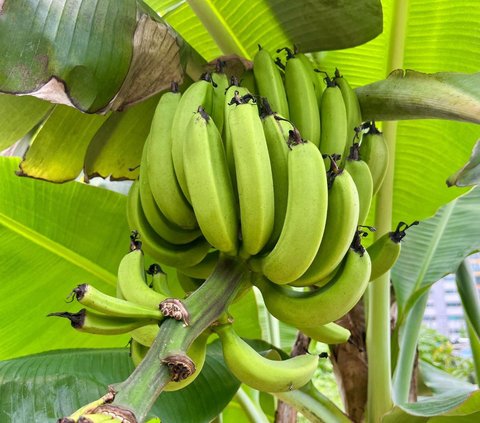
<box><xmin>147</xmin><ymin>0</ymin><xmax>382</xmax><ymax>61</ymax></box>
<box><xmin>391</xmin><ymin>186</ymin><xmax>480</xmax><ymax>322</ymax></box>
<box><xmin>0</xmin><ymin>157</ymin><xmax>132</xmax><ymax>359</ymax></box>
<box><xmin>0</xmin><ymin>0</ymin><xmax>198</xmax><ymax>113</ymax></box>
<box><xmin>17</xmin><ymin>105</ymin><xmax>108</xmax><ymax>181</ymax></box>
<box><xmin>0</xmin><ymin>343</ymin><xmax>240</xmax><ymax>423</ymax></box>
<box><xmin>0</xmin><ymin>94</ymin><xmax>52</xmax><ymax>151</ymax></box>
<box><xmin>314</xmin><ymin>0</ymin><xmax>480</xmax><ymax>226</ymax></box>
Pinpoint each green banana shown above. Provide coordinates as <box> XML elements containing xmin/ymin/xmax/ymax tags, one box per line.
<box><xmin>334</xmin><ymin>69</ymin><xmax>363</xmax><ymax>163</ymax></box>
<box><xmin>117</xmin><ymin>248</ymin><xmax>167</xmax><ymax>309</ymax></box>
<box><xmin>148</xmin><ymin>264</ymin><xmax>172</xmax><ymax>296</ymax></box>
<box><xmin>48</xmin><ymin>309</ymin><xmax>155</xmax><ymax>335</ymax></box>
<box><xmin>344</xmin><ymin>143</ymin><xmax>373</xmax><ymax>225</ymax></box>
<box><xmin>368</xmin><ymin>221</ymin><xmax>419</xmax><ymax>281</ymax></box>
<box><xmin>211</xmin><ymin>62</ymin><xmax>230</xmax><ymax>132</ymax></box>
<box><xmin>295</xmin><ymin>50</ymin><xmax>324</xmax><ymax>106</ymax></box>
<box><xmin>144</xmin><ymin>87</ymin><xmax>197</xmax><ymax>230</ymax></box>
<box><xmin>171</xmin><ymin>75</ymin><xmax>214</xmax><ymax>202</ymax></box>
<box><xmin>223</xmin><ymin>79</ymin><xmax>251</xmax><ymax>194</ymax></box>
<box><xmin>176</xmin><ymin>270</ymin><xmax>204</xmax><ymax>294</ymax></box>
<box><xmin>177</xmin><ymin>250</ymin><xmax>220</xmax><ymax>279</ymax></box>
<box><xmin>240</xmin><ymin>68</ymin><xmax>257</xmax><ymax>95</ymax></box>
<box><xmin>359</xmin><ymin>121</ymin><xmax>389</xmax><ymax>196</ymax></box>
<box><xmin>216</xmin><ymin>323</ymin><xmax>319</xmax><ymax>392</ymax></box>
<box><xmin>130</xmin><ymin>338</ymin><xmax>150</xmax><ymax>364</ymax></box>
<box><xmin>250</xmin><ymin>130</ymin><xmax>328</xmax><ymax>284</ymax></box>
<box><xmin>130</xmin><ymin>323</ymin><xmax>159</xmax><ymax>347</ymax></box>
<box><xmin>183</xmin><ymin>107</ymin><xmax>239</xmax><ymax>255</ymax></box>
<box><xmin>253</xmin><ymin>239</ymin><xmax>371</xmax><ymax>327</ymax></box>
<box><xmin>319</xmin><ymin>76</ymin><xmax>348</xmax><ymax>166</ymax></box>
<box><xmin>70</xmin><ymin>283</ymin><xmax>165</xmax><ymax>320</ymax></box>
<box><xmin>228</xmin><ymin>92</ymin><xmax>275</xmax><ymax>256</ymax></box>
<box><xmin>291</xmin><ymin>161</ymin><xmax>359</xmax><ymax>287</ymax></box>
<box><xmin>253</xmin><ymin>45</ymin><xmax>289</xmax><ymax>118</ymax></box>
<box><xmin>259</xmin><ymin>98</ymin><xmax>291</xmax><ymax>250</ymax></box>
<box><xmin>297</xmin><ymin>322</ymin><xmax>351</xmax><ymax>345</ymax></box>
<box><xmin>126</xmin><ymin>181</ymin><xmax>211</xmax><ymax>268</ymax></box>
<box><xmin>281</xmin><ymin>48</ymin><xmax>321</xmax><ymax>147</ymax></box>
<box><xmin>138</xmin><ymin>150</ymin><xmax>201</xmax><ymax>245</ymax></box>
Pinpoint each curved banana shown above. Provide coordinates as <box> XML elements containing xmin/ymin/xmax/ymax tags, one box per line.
<box><xmin>171</xmin><ymin>75</ymin><xmax>214</xmax><ymax>202</ymax></box>
<box><xmin>368</xmin><ymin>221</ymin><xmax>419</xmax><ymax>281</ymax></box>
<box><xmin>176</xmin><ymin>270</ymin><xmax>204</xmax><ymax>294</ymax></box>
<box><xmin>344</xmin><ymin>143</ymin><xmax>373</xmax><ymax>225</ymax></box>
<box><xmin>70</xmin><ymin>284</ymin><xmax>164</xmax><ymax>320</ymax></box>
<box><xmin>291</xmin><ymin>163</ymin><xmax>359</xmax><ymax>287</ymax></box>
<box><xmin>216</xmin><ymin>324</ymin><xmax>318</xmax><ymax>392</ymax></box>
<box><xmin>48</xmin><ymin>309</ymin><xmax>155</xmax><ymax>335</ymax></box>
<box><xmin>138</xmin><ymin>154</ymin><xmax>201</xmax><ymax>245</ymax></box>
<box><xmin>130</xmin><ymin>323</ymin><xmax>159</xmax><ymax>347</ymax></box>
<box><xmin>240</xmin><ymin>68</ymin><xmax>258</xmax><ymax>95</ymax></box>
<box><xmin>223</xmin><ymin>80</ymin><xmax>251</xmax><ymax>193</ymax></box>
<box><xmin>177</xmin><ymin>250</ymin><xmax>220</xmax><ymax>279</ymax></box>
<box><xmin>126</xmin><ymin>181</ymin><xmax>211</xmax><ymax>268</ymax></box>
<box><xmin>253</xmin><ymin>45</ymin><xmax>289</xmax><ymax>118</ymax></box>
<box><xmin>183</xmin><ymin>107</ymin><xmax>239</xmax><ymax>255</ymax></box>
<box><xmin>297</xmin><ymin>322</ymin><xmax>351</xmax><ymax>345</ymax></box>
<box><xmin>259</xmin><ymin>98</ymin><xmax>291</xmax><ymax>250</ymax></box>
<box><xmin>253</xmin><ymin>241</ymin><xmax>371</xmax><ymax>327</ymax></box>
<box><xmin>130</xmin><ymin>331</ymin><xmax>210</xmax><ymax>392</ymax></box>
<box><xmin>334</xmin><ymin>69</ymin><xmax>363</xmax><ymax>162</ymax></box>
<box><xmin>211</xmin><ymin>62</ymin><xmax>230</xmax><ymax>132</ymax></box>
<box><xmin>144</xmin><ymin>87</ymin><xmax>197</xmax><ymax>230</ymax></box>
<box><xmin>359</xmin><ymin>121</ymin><xmax>389</xmax><ymax>196</ymax></box>
<box><xmin>319</xmin><ymin>77</ymin><xmax>348</xmax><ymax>165</ymax></box>
<box><xmin>250</xmin><ymin>132</ymin><xmax>328</xmax><ymax>284</ymax></box>
<box><xmin>148</xmin><ymin>264</ymin><xmax>172</xmax><ymax>296</ymax></box>
<box><xmin>295</xmin><ymin>51</ymin><xmax>324</xmax><ymax>106</ymax></box>
<box><xmin>282</xmin><ymin>48</ymin><xmax>320</xmax><ymax>147</ymax></box>
<box><xmin>117</xmin><ymin>249</ymin><xmax>167</xmax><ymax>310</ymax></box>
<box><xmin>228</xmin><ymin>92</ymin><xmax>274</xmax><ymax>256</ymax></box>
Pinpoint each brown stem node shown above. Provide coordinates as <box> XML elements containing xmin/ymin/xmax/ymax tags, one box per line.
<box><xmin>160</xmin><ymin>298</ymin><xmax>190</xmax><ymax>326</ymax></box>
<box><xmin>162</xmin><ymin>354</ymin><xmax>196</xmax><ymax>382</ymax></box>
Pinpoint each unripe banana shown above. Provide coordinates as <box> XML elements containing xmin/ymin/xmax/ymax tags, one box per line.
<box><xmin>223</xmin><ymin>80</ymin><xmax>251</xmax><ymax>194</ymax></box>
<box><xmin>344</xmin><ymin>143</ymin><xmax>373</xmax><ymax>225</ymax></box>
<box><xmin>228</xmin><ymin>92</ymin><xmax>275</xmax><ymax>256</ymax></box>
<box><xmin>211</xmin><ymin>62</ymin><xmax>230</xmax><ymax>132</ymax></box>
<box><xmin>171</xmin><ymin>75</ymin><xmax>214</xmax><ymax>202</ymax></box>
<box><xmin>334</xmin><ymin>69</ymin><xmax>363</xmax><ymax>162</ymax></box>
<box><xmin>130</xmin><ymin>323</ymin><xmax>159</xmax><ymax>347</ymax></box>
<box><xmin>282</xmin><ymin>48</ymin><xmax>321</xmax><ymax>147</ymax></box>
<box><xmin>291</xmin><ymin>162</ymin><xmax>359</xmax><ymax>287</ymax></box>
<box><xmin>368</xmin><ymin>221</ymin><xmax>419</xmax><ymax>281</ymax></box>
<box><xmin>259</xmin><ymin>98</ymin><xmax>291</xmax><ymax>250</ymax></box>
<box><xmin>216</xmin><ymin>324</ymin><xmax>318</xmax><ymax>392</ymax></box>
<box><xmin>138</xmin><ymin>143</ymin><xmax>201</xmax><ymax>245</ymax></box>
<box><xmin>359</xmin><ymin>121</ymin><xmax>389</xmax><ymax>196</ymax></box>
<box><xmin>176</xmin><ymin>270</ymin><xmax>204</xmax><ymax>294</ymax></box>
<box><xmin>148</xmin><ymin>264</ymin><xmax>172</xmax><ymax>296</ymax></box>
<box><xmin>240</xmin><ymin>69</ymin><xmax>258</xmax><ymax>95</ymax></box>
<box><xmin>253</xmin><ymin>45</ymin><xmax>289</xmax><ymax>118</ymax></box>
<box><xmin>295</xmin><ymin>51</ymin><xmax>324</xmax><ymax>106</ymax></box>
<box><xmin>183</xmin><ymin>107</ymin><xmax>239</xmax><ymax>255</ymax></box>
<box><xmin>48</xmin><ymin>309</ymin><xmax>155</xmax><ymax>335</ymax></box>
<box><xmin>70</xmin><ymin>284</ymin><xmax>165</xmax><ymax>320</ymax></box>
<box><xmin>177</xmin><ymin>250</ymin><xmax>220</xmax><ymax>279</ymax></box>
<box><xmin>253</xmin><ymin>239</ymin><xmax>371</xmax><ymax>327</ymax></box>
<box><xmin>297</xmin><ymin>322</ymin><xmax>351</xmax><ymax>345</ymax></box>
<box><xmin>144</xmin><ymin>87</ymin><xmax>197</xmax><ymax>230</ymax></box>
<box><xmin>250</xmin><ymin>131</ymin><xmax>328</xmax><ymax>284</ymax></box>
<box><xmin>126</xmin><ymin>181</ymin><xmax>211</xmax><ymax>268</ymax></box>
<box><xmin>117</xmin><ymin>248</ymin><xmax>167</xmax><ymax>309</ymax></box>
<box><xmin>130</xmin><ymin>338</ymin><xmax>150</xmax><ymax>364</ymax></box>
<box><xmin>319</xmin><ymin>77</ymin><xmax>348</xmax><ymax>166</ymax></box>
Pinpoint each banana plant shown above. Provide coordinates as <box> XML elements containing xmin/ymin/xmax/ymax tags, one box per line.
<box><xmin>1</xmin><ymin>0</ymin><xmax>480</xmax><ymax>422</ymax></box>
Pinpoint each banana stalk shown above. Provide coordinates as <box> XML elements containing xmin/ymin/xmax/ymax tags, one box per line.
<box><xmin>62</xmin><ymin>256</ymin><xmax>250</xmax><ymax>423</ymax></box>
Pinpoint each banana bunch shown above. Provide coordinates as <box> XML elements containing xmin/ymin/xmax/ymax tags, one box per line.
<box><xmin>54</xmin><ymin>47</ymin><xmax>416</xmax><ymax>399</ymax></box>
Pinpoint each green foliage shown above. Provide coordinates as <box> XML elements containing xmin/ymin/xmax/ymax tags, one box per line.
<box><xmin>418</xmin><ymin>326</ymin><xmax>475</xmax><ymax>383</ymax></box>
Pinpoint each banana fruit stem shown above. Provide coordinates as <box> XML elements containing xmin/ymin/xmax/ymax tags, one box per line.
<box><xmin>110</xmin><ymin>255</ymin><xmax>250</xmax><ymax>422</ymax></box>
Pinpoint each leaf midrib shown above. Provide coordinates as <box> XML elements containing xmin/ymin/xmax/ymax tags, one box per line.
<box><xmin>0</xmin><ymin>212</ymin><xmax>116</xmax><ymax>286</ymax></box>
